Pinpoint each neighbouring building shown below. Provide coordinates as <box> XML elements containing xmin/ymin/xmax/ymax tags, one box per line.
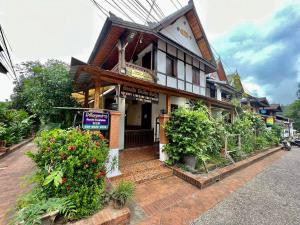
<box><xmin>69</xmin><ymin>1</ymin><xmax>235</xmax><ymax>177</ymax></box>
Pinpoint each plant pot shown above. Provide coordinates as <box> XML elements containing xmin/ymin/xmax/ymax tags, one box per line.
<box><xmin>112</xmin><ymin>198</ymin><xmax>125</xmax><ymax>209</ymax></box>
<box><xmin>183</xmin><ymin>155</ymin><xmax>197</xmax><ymax>170</ymax></box>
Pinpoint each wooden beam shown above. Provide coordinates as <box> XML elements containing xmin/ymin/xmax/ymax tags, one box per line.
<box><xmin>80</xmin><ymin>66</ymin><xmax>234</xmax><ymax>110</ymax></box>
<box><xmin>94</xmin><ymin>80</ymin><xmax>100</xmax><ymax>109</ymax></box>
<box><xmin>166</xmin><ymin>95</ymin><xmax>171</xmax><ymax>114</ymax></box>
<box><xmin>84</xmin><ymin>89</ymin><xmax>89</xmax><ymax>108</ymax></box>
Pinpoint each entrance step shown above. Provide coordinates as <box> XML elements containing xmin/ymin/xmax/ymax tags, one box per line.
<box><xmin>111</xmin><ymin>159</ymin><xmax>173</xmax><ymax>185</ymax></box>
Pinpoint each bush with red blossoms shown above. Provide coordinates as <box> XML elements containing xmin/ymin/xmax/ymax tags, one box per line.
<box><xmin>27</xmin><ymin>128</ymin><xmax>109</xmax><ymax>219</ymax></box>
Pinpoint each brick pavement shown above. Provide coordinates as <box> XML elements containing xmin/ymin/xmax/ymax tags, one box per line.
<box><xmin>132</xmin><ymin>150</ymin><xmax>286</xmax><ymax>225</ymax></box>
<box><xmin>0</xmin><ymin>142</ymin><xmax>36</xmax><ymax>225</ymax></box>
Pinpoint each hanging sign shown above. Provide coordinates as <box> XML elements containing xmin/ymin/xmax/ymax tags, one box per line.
<box><xmin>120</xmin><ymin>85</ymin><xmax>159</xmax><ymax>104</ymax></box>
<box><xmin>82</xmin><ymin>111</ymin><xmax>109</xmax><ymax>130</ymax></box>
<box><xmin>126</xmin><ymin>67</ymin><xmax>154</xmax><ymax>83</ymax></box>
<box><xmin>266</xmin><ymin>116</ymin><xmax>274</xmax><ymax>126</ymax></box>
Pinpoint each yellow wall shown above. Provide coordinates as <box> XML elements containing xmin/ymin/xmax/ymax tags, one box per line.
<box><xmin>126</xmin><ymin>100</ymin><xmax>142</xmax><ymax>126</ymax></box>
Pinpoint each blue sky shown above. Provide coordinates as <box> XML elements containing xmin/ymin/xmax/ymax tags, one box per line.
<box><xmin>0</xmin><ymin>0</ymin><xmax>299</xmax><ymax>104</ymax></box>
<box><xmin>212</xmin><ymin>2</ymin><xmax>300</xmax><ymax>104</ymax></box>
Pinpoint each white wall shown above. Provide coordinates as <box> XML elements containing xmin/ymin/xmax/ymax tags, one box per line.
<box><xmin>160</xmin><ymin>16</ymin><xmax>203</xmax><ymax>57</ymax></box>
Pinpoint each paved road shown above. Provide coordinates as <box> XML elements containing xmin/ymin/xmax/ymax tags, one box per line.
<box><xmin>0</xmin><ymin>142</ymin><xmax>36</xmax><ymax>225</ymax></box>
<box><xmin>193</xmin><ymin>147</ymin><xmax>300</xmax><ymax>225</ymax></box>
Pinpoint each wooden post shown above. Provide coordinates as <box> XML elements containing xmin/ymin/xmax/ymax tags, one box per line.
<box><xmin>117</xmin><ymin>40</ymin><xmax>126</xmax><ymax>73</ymax></box>
<box><xmin>94</xmin><ymin>80</ymin><xmax>100</xmax><ymax>109</ymax></box>
<box><xmin>84</xmin><ymin>89</ymin><xmax>89</xmax><ymax>108</ymax></box>
<box><xmin>166</xmin><ymin>95</ymin><xmax>171</xmax><ymax>114</ymax></box>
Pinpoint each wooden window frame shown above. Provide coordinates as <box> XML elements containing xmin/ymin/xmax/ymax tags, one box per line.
<box><xmin>192</xmin><ymin>66</ymin><xmax>200</xmax><ymax>85</ymax></box>
<box><xmin>166</xmin><ymin>54</ymin><xmax>177</xmax><ymax>77</ymax></box>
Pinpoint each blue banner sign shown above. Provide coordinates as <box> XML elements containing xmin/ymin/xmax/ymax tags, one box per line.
<box><xmin>82</xmin><ymin>111</ymin><xmax>109</xmax><ymax>130</ymax></box>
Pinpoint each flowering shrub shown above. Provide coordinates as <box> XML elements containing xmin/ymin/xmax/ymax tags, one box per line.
<box><xmin>27</xmin><ymin>128</ymin><xmax>109</xmax><ymax>219</ymax></box>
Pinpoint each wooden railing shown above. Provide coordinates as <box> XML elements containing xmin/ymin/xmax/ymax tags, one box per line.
<box><xmin>124</xmin><ymin>129</ymin><xmax>154</xmax><ymax>148</ymax></box>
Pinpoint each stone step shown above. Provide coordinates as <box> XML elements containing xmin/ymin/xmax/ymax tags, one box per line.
<box><xmin>121</xmin><ymin>159</ymin><xmax>164</xmax><ymax>175</ymax></box>
<box><xmin>112</xmin><ymin>160</ymin><xmax>173</xmax><ymax>185</ymax></box>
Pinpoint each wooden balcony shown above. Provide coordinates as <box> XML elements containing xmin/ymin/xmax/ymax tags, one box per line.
<box><xmin>111</xmin><ymin>62</ymin><xmax>157</xmax><ymax>83</ymax></box>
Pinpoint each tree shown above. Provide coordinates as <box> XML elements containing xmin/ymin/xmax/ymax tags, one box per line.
<box><xmin>11</xmin><ymin>60</ymin><xmax>77</xmax><ymax>127</ymax></box>
<box><xmin>284</xmin><ymin>99</ymin><xmax>300</xmax><ymax>131</ymax></box>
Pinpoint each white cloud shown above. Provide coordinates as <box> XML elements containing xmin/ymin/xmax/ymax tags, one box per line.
<box><xmin>242</xmin><ymin>76</ymin><xmax>270</xmax><ymax>98</ymax></box>
<box><xmin>233</xmin><ymin>43</ymin><xmax>284</xmax><ymax>65</ymax></box>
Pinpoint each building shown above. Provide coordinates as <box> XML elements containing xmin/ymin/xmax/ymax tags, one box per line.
<box><xmin>69</xmin><ymin>1</ymin><xmax>235</xmax><ymax>177</ymax></box>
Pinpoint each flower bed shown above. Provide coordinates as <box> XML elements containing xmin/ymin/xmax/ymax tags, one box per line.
<box><xmin>163</xmin><ymin>101</ymin><xmax>282</xmax><ymax>174</ymax></box>
<box><xmin>13</xmin><ymin>129</ymin><xmax>110</xmax><ymax>224</ymax></box>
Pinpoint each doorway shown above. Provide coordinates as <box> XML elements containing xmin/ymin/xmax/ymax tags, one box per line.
<box><xmin>141</xmin><ymin>103</ymin><xmax>152</xmax><ymax>129</ymax></box>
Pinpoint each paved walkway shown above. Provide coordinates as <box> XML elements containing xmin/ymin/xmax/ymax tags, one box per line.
<box><xmin>193</xmin><ymin>147</ymin><xmax>300</xmax><ymax>225</ymax></box>
<box><xmin>131</xmin><ymin>150</ymin><xmax>286</xmax><ymax>225</ymax></box>
<box><xmin>0</xmin><ymin>142</ymin><xmax>36</xmax><ymax>225</ymax></box>
<box><xmin>0</xmin><ymin>143</ymin><xmax>290</xmax><ymax>225</ymax></box>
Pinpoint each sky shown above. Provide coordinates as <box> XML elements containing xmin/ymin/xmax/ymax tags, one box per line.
<box><xmin>0</xmin><ymin>0</ymin><xmax>299</xmax><ymax>104</ymax></box>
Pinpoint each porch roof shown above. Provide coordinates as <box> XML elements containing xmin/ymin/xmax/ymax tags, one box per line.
<box><xmin>70</xmin><ymin>64</ymin><xmax>234</xmax><ymax>110</ymax></box>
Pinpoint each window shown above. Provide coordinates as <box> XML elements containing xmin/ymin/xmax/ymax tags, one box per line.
<box><xmin>166</xmin><ymin>55</ymin><xmax>177</xmax><ymax>77</ymax></box>
<box><xmin>192</xmin><ymin>67</ymin><xmax>200</xmax><ymax>85</ymax></box>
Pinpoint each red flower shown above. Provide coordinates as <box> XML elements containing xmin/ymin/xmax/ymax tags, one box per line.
<box><xmin>68</xmin><ymin>146</ymin><xmax>76</xmax><ymax>151</ymax></box>
<box><xmin>91</xmin><ymin>158</ymin><xmax>97</xmax><ymax>164</ymax></box>
<box><xmin>96</xmin><ymin>171</ymin><xmax>106</xmax><ymax>178</ymax></box>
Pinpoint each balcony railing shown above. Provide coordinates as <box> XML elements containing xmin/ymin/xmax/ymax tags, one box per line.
<box><xmin>111</xmin><ymin>62</ymin><xmax>157</xmax><ymax>83</ymax></box>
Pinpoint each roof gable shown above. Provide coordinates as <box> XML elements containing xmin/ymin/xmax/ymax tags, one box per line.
<box><xmin>155</xmin><ymin>0</ymin><xmax>215</xmax><ymax>64</ymax></box>
<box><xmin>216</xmin><ymin>60</ymin><xmax>228</xmax><ymax>82</ymax></box>
<box><xmin>160</xmin><ymin>16</ymin><xmax>203</xmax><ymax>57</ymax></box>
<box><xmin>227</xmin><ymin>73</ymin><xmax>245</xmax><ymax>93</ymax></box>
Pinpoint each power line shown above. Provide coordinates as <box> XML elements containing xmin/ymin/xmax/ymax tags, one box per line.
<box><xmin>127</xmin><ymin>0</ymin><xmax>154</xmax><ymax>22</ymax></box>
<box><xmin>0</xmin><ymin>25</ymin><xmax>17</xmax><ymax>81</ymax></box>
<box><xmin>145</xmin><ymin>0</ymin><xmax>163</xmax><ymax>20</ymax></box>
<box><xmin>109</xmin><ymin>0</ymin><xmax>135</xmax><ymax>22</ymax></box>
<box><xmin>90</xmin><ymin>0</ymin><xmax>109</xmax><ymax>18</ymax></box>
<box><xmin>176</xmin><ymin>0</ymin><xmax>183</xmax><ymax>8</ymax></box>
<box><xmin>170</xmin><ymin>0</ymin><xmax>179</xmax><ymax>9</ymax></box>
<box><xmin>119</xmin><ymin>0</ymin><xmax>148</xmax><ymax>23</ymax></box>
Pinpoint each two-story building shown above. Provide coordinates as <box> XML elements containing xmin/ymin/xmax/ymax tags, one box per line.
<box><xmin>69</xmin><ymin>0</ymin><xmax>235</xmax><ymax>177</ymax></box>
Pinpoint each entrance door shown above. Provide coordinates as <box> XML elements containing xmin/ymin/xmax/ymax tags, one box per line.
<box><xmin>141</xmin><ymin>103</ymin><xmax>152</xmax><ymax>129</ymax></box>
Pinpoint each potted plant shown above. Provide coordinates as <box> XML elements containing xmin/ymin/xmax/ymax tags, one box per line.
<box><xmin>111</xmin><ymin>181</ymin><xmax>135</xmax><ymax>209</ymax></box>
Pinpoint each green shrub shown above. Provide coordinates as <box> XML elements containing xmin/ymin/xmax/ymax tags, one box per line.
<box><xmin>111</xmin><ymin>181</ymin><xmax>135</xmax><ymax>208</ymax></box>
<box><xmin>0</xmin><ymin>103</ymin><xmax>34</xmax><ymax>145</ymax></box>
<box><xmin>22</xmin><ymin>129</ymin><xmax>109</xmax><ymax>220</ymax></box>
<box><xmin>164</xmin><ymin>105</ymin><xmax>214</xmax><ymax>165</ymax></box>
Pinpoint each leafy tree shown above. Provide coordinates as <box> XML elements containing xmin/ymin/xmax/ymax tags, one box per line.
<box><xmin>284</xmin><ymin>99</ymin><xmax>300</xmax><ymax>131</ymax></box>
<box><xmin>11</xmin><ymin>60</ymin><xmax>77</xmax><ymax>127</ymax></box>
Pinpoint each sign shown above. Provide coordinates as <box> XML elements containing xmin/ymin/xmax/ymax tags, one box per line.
<box><xmin>120</xmin><ymin>86</ymin><xmax>159</xmax><ymax>104</ymax></box>
<box><xmin>82</xmin><ymin>111</ymin><xmax>109</xmax><ymax>130</ymax></box>
<box><xmin>260</xmin><ymin>109</ymin><xmax>267</xmax><ymax>115</ymax></box>
<box><xmin>266</xmin><ymin>117</ymin><xmax>274</xmax><ymax>126</ymax></box>
<box><xmin>126</xmin><ymin>67</ymin><xmax>154</xmax><ymax>83</ymax></box>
